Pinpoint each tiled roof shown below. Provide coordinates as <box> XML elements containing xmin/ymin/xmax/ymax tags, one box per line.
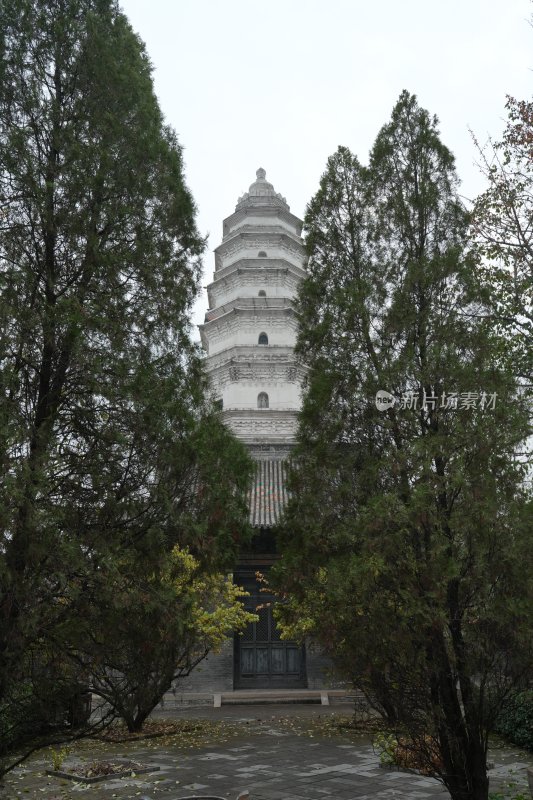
<box><xmin>248</xmin><ymin>459</ymin><xmax>289</xmax><ymax>528</ymax></box>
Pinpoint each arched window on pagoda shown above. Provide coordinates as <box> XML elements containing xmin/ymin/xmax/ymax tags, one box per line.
<box><xmin>258</xmin><ymin>290</ymin><xmax>266</xmax><ymax>297</ymax></box>
<box><xmin>258</xmin><ymin>332</ymin><xmax>268</xmax><ymax>345</ymax></box>
<box><xmin>257</xmin><ymin>392</ymin><xmax>269</xmax><ymax>409</ymax></box>
<box><xmin>258</xmin><ymin>251</ymin><xmax>267</xmax><ymax>257</ymax></box>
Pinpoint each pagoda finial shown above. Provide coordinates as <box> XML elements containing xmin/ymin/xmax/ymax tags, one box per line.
<box><xmin>256</xmin><ymin>167</ymin><xmax>266</xmax><ymax>180</ymax></box>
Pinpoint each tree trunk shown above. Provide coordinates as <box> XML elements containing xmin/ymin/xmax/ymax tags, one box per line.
<box><xmin>369</xmin><ymin>669</ymin><xmax>400</xmax><ymax>724</ymax></box>
<box><xmin>443</xmin><ymin>747</ymin><xmax>489</xmax><ymax>800</ymax></box>
<box><xmin>130</xmin><ymin>710</ymin><xmax>150</xmax><ymax>733</ymax></box>
<box><xmin>429</xmin><ymin>632</ymin><xmax>489</xmax><ymax>800</ymax></box>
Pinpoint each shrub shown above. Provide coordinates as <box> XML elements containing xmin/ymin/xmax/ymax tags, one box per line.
<box><xmin>373</xmin><ymin>732</ymin><xmax>443</xmax><ymax>775</ymax></box>
<box><xmin>373</xmin><ymin>732</ymin><xmax>398</xmax><ymax>766</ymax></box>
<box><xmin>494</xmin><ymin>691</ymin><xmax>533</xmax><ymax>751</ymax></box>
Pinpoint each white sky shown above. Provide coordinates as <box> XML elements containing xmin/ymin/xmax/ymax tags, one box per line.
<box><xmin>119</xmin><ymin>0</ymin><xmax>532</xmax><ymax>334</ymax></box>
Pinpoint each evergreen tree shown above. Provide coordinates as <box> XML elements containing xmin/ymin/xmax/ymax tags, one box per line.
<box><xmin>472</xmin><ymin>95</ymin><xmax>533</xmax><ymax>380</ymax></box>
<box><xmin>0</xmin><ymin>0</ymin><xmax>252</xmax><ymax>774</ymax></box>
<box><xmin>274</xmin><ymin>92</ymin><xmax>532</xmax><ymax>800</ymax></box>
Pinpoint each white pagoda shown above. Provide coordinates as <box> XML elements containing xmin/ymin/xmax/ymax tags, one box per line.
<box><xmin>194</xmin><ymin>169</ymin><xmax>323</xmax><ymax>691</ymax></box>
<box><xmin>199</xmin><ymin>168</ymin><xmax>307</xmax><ymax>453</ymax></box>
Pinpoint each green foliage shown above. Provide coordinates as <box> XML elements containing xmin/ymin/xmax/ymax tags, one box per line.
<box><xmin>50</xmin><ymin>745</ymin><xmax>71</xmax><ymax>772</ymax></box>
<box><xmin>489</xmin><ymin>794</ymin><xmax>529</xmax><ymax>800</ymax></box>
<box><xmin>373</xmin><ymin>732</ymin><xmax>398</xmax><ymax>766</ymax></box>
<box><xmin>471</xmin><ymin>96</ymin><xmax>533</xmax><ymax>380</ymax></box>
<box><xmin>489</xmin><ymin>785</ymin><xmax>529</xmax><ymax>800</ymax></box>
<box><xmin>0</xmin><ymin>0</ymin><xmax>252</xmax><ymax>775</ymax></box>
<box><xmin>273</xmin><ymin>91</ymin><xmax>532</xmax><ymax>800</ymax></box>
<box><xmin>494</xmin><ymin>691</ymin><xmax>533</xmax><ymax>751</ymax></box>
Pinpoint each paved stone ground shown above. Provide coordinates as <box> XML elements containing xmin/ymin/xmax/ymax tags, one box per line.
<box><xmin>2</xmin><ymin>704</ymin><xmax>532</xmax><ymax>800</ymax></box>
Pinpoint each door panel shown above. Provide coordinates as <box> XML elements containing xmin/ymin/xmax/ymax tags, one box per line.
<box><xmin>240</xmin><ymin>648</ymin><xmax>254</xmax><ymax>674</ymax></box>
<box><xmin>271</xmin><ymin>648</ymin><xmax>284</xmax><ymax>673</ymax></box>
<box><xmin>287</xmin><ymin>647</ymin><xmax>300</xmax><ymax>673</ymax></box>
<box><xmin>256</xmin><ymin>648</ymin><xmax>269</xmax><ymax>674</ymax></box>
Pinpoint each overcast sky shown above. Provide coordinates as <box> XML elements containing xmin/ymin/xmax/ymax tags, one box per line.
<box><xmin>119</xmin><ymin>0</ymin><xmax>532</xmax><ymax>332</ymax></box>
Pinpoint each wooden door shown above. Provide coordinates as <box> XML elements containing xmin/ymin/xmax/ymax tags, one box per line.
<box><xmin>234</xmin><ymin>572</ymin><xmax>306</xmax><ymax>690</ymax></box>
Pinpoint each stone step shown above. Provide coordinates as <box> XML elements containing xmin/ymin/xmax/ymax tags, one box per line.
<box><xmin>213</xmin><ymin>689</ymin><xmax>360</xmax><ymax>708</ymax></box>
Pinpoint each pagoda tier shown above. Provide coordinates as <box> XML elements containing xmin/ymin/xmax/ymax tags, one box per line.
<box><xmin>206</xmin><ymin>261</ymin><xmax>305</xmax><ymax>309</ymax></box>
<box><xmin>200</xmin><ymin>305</ymin><xmax>298</xmax><ymax>356</ymax></box>
<box><xmin>214</xmin><ymin>231</ymin><xmax>305</xmax><ymax>272</ymax></box>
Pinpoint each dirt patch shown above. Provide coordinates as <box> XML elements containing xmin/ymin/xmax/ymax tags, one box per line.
<box><xmin>93</xmin><ymin>719</ymin><xmax>205</xmax><ymax>742</ymax></box>
<box><xmin>46</xmin><ymin>758</ymin><xmax>159</xmax><ymax>783</ymax></box>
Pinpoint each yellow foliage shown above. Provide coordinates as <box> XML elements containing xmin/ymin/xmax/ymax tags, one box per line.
<box><xmin>167</xmin><ymin>546</ymin><xmax>257</xmax><ymax>652</ymax></box>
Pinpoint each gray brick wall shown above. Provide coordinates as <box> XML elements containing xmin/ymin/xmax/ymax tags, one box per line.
<box><xmin>176</xmin><ymin>638</ymin><xmax>234</xmax><ymax>693</ymax></box>
<box><xmin>305</xmin><ymin>644</ymin><xmax>347</xmax><ymax>689</ymax></box>
<box><xmin>172</xmin><ymin>636</ymin><xmax>344</xmax><ymax>695</ymax></box>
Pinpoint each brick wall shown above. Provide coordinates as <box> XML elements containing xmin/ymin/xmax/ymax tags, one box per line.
<box><xmin>172</xmin><ymin>636</ymin><xmax>345</xmax><ymax>695</ymax></box>
<box><xmin>176</xmin><ymin>638</ymin><xmax>234</xmax><ymax>694</ymax></box>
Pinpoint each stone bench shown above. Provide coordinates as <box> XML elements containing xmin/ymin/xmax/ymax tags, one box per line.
<box><xmin>213</xmin><ymin>689</ymin><xmax>358</xmax><ymax>707</ymax></box>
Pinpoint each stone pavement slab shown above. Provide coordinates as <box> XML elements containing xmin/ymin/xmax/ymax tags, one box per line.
<box><xmin>1</xmin><ymin>706</ymin><xmax>532</xmax><ymax>799</ymax></box>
